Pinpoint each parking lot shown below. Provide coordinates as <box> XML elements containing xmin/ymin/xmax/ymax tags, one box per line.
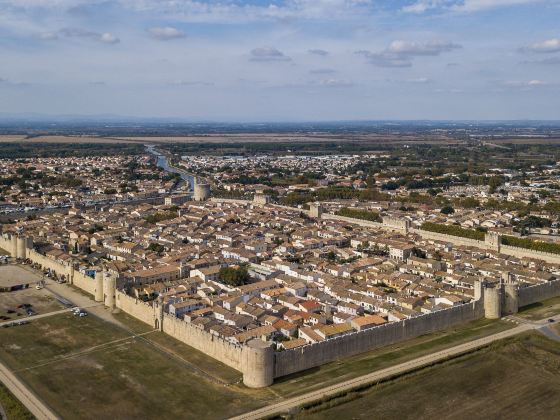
<box><xmin>0</xmin><ymin>265</ymin><xmax>66</xmax><ymax>323</ymax></box>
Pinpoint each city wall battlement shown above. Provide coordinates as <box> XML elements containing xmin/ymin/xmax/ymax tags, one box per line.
<box><xmin>3</xmin><ymin>228</ymin><xmax>560</xmax><ymax>388</ymax></box>
<box><xmin>274</xmin><ymin>300</ymin><xmax>483</xmax><ymax>378</ymax></box>
<box><xmin>518</xmin><ymin>279</ymin><xmax>560</xmax><ymax>308</ymax></box>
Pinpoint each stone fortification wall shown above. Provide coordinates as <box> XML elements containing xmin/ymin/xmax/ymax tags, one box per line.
<box><xmin>322</xmin><ymin>214</ymin><xmax>385</xmax><ymax>230</ymax></box>
<box><xmin>72</xmin><ymin>271</ymin><xmax>96</xmax><ymax>296</ymax></box>
<box><xmin>162</xmin><ymin>313</ymin><xmax>244</xmax><ymax>372</ymax></box>
<box><xmin>210</xmin><ymin>198</ymin><xmax>251</xmax><ymax>205</ymax></box>
<box><xmin>409</xmin><ymin>229</ymin><xmax>485</xmax><ymax>248</ymax></box>
<box><xmin>518</xmin><ymin>279</ymin><xmax>560</xmax><ymax>308</ymax></box>
<box><xmin>274</xmin><ymin>301</ymin><xmax>483</xmax><ymax>378</ymax></box>
<box><xmin>115</xmin><ymin>291</ymin><xmax>159</xmax><ymax>326</ymax></box>
<box><xmin>27</xmin><ymin>249</ymin><xmax>73</xmax><ymax>277</ymax></box>
<box><xmin>500</xmin><ymin>245</ymin><xmax>560</xmax><ymax>265</ymax></box>
<box><xmin>0</xmin><ymin>234</ymin><xmax>15</xmax><ymax>256</ymax></box>
<box><xmin>114</xmin><ymin>291</ymin><xmax>245</xmax><ymax>372</ymax></box>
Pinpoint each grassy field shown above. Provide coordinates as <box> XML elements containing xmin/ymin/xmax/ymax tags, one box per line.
<box><xmin>518</xmin><ymin>296</ymin><xmax>560</xmax><ymax>321</ymax></box>
<box><xmin>271</xmin><ymin>318</ymin><xmax>513</xmax><ymax>398</ymax></box>
<box><xmin>294</xmin><ymin>332</ymin><xmax>560</xmax><ymax>420</ymax></box>
<box><xmin>0</xmin><ymin>306</ymin><xmax>522</xmax><ymax>419</ymax></box>
<box><xmin>114</xmin><ymin>311</ymin><xmax>243</xmax><ymax>384</ymax></box>
<box><xmin>0</xmin><ymin>313</ymin><xmax>276</xmax><ymax>419</ymax></box>
<box><xmin>0</xmin><ymin>380</ymin><xmax>35</xmax><ymax>420</ymax></box>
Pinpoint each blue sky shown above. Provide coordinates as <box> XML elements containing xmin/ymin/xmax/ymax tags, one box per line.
<box><xmin>0</xmin><ymin>0</ymin><xmax>559</xmax><ymax>121</ymax></box>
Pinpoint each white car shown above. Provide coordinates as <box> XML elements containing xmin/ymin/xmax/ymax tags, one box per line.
<box><xmin>78</xmin><ymin>312</ymin><xmax>88</xmax><ymax>317</ymax></box>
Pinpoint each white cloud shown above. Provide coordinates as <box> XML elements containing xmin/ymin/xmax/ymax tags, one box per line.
<box><xmin>308</xmin><ymin>49</ymin><xmax>329</xmax><ymax>56</ymax></box>
<box><xmin>318</xmin><ymin>78</ymin><xmax>353</xmax><ymax>87</ymax></box>
<box><xmin>522</xmin><ymin>38</ymin><xmax>560</xmax><ymax>53</ymax></box>
<box><xmin>38</xmin><ymin>31</ymin><xmax>58</xmax><ymax>40</ymax></box>
<box><xmin>99</xmin><ymin>32</ymin><xmax>119</xmax><ymax>44</ymax></box>
<box><xmin>59</xmin><ymin>28</ymin><xmax>120</xmax><ymax>44</ymax></box>
<box><xmin>356</xmin><ymin>40</ymin><xmax>460</xmax><ymax>67</ymax></box>
<box><xmin>249</xmin><ymin>47</ymin><xmax>291</xmax><ymax>62</ymax></box>
<box><xmin>403</xmin><ymin>0</ymin><xmax>548</xmax><ymax>13</ymax></box>
<box><xmin>403</xmin><ymin>0</ymin><xmax>449</xmax><ymax>13</ymax></box>
<box><xmin>147</xmin><ymin>26</ymin><xmax>186</xmax><ymax>41</ymax></box>
<box><xmin>117</xmin><ymin>0</ymin><xmax>375</xmax><ymax>23</ymax></box>
<box><xmin>405</xmin><ymin>77</ymin><xmax>432</xmax><ymax>83</ymax></box>
<box><xmin>356</xmin><ymin>50</ymin><xmax>413</xmax><ymax>67</ymax></box>
<box><xmin>502</xmin><ymin>79</ymin><xmax>549</xmax><ymax>88</ymax></box>
<box><xmin>387</xmin><ymin>40</ymin><xmax>462</xmax><ymax>56</ymax></box>
<box><xmin>451</xmin><ymin>0</ymin><xmax>545</xmax><ymax>12</ymax></box>
<box><xmin>309</xmin><ymin>68</ymin><xmax>337</xmax><ymax>74</ymax></box>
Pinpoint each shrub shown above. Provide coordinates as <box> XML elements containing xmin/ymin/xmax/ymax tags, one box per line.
<box><xmin>336</xmin><ymin>207</ymin><xmax>382</xmax><ymax>223</ymax></box>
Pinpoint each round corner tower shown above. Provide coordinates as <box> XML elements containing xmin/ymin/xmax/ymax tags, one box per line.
<box><xmin>242</xmin><ymin>339</ymin><xmax>274</xmax><ymax>388</ymax></box>
<box><xmin>103</xmin><ymin>271</ymin><xmax>117</xmax><ymax>310</ymax></box>
<box><xmin>503</xmin><ymin>280</ymin><xmax>519</xmax><ymax>315</ymax></box>
<box><xmin>94</xmin><ymin>271</ymin><xmax>104</xmax><ymax>302</ymax></box>
<box><xmin>483</xmin><ymin>285</ymin><xmax>502</xmax><ymax>319</ymax></box>
<box><xmin>193</xmin><ymin>179</ymin><xmax>211</xmax><ymax>201</ymax></box>
<box><xmin>309</xmin><ymin>202</ymin><xmax>323</xmax><ymax>219</ymax></box>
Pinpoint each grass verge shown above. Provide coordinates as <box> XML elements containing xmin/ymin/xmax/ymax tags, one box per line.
<box><xmin>0</xmin><ymin>380</ymin><xmax>35</xmax><ymax>420</ymax></box>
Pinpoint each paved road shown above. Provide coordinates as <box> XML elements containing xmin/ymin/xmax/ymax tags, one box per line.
<box><xmin>0</xmin><ymin>400</ymin><xmax>6</xmax><ymax>420</ymax></box>
<box><xmin>43</xmin><ymin>281</ymin><xmax>123</xmax><ymax>327</ymax></box>
<box><xmin>505</xmin><ymin>314</ymin><xmax>560</xmax><ymax>342</ymax></box>
<box><xmin>0</xmin><ymin>361</ymin><xmax>59</xmax><ymax>420</ymax></box>
<box><xmin>231</xmin><ymin>322</ymin><xmax>545</xmax><ymax>420</ymax></box>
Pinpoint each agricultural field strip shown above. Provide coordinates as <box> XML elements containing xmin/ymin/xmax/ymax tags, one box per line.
<box><xmin>231</xmin><ymin>323</ymin><xmax>540</xmax><ymax>420</ymax></box>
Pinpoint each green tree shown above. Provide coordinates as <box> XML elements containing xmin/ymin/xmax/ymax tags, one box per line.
<box><xmin>440</xmin><ymin>205</ymin><xmax>455</xmax><ymax>215</ymax></box>
<box><xmin>219</xmin><ymin>266</ymin><xmax>250</xmax><ymax>287</ymax></box>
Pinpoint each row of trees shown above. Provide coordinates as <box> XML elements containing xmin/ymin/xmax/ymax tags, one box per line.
<box><xmin>145</xmin><ymin>211</ymin><xmax>179</xmax><ymax>224</ymax></box>
<box><xmin>336</xmin><ymin>207</ymin><xmax>382</xmax><ymax>223</ymax></box>
<box><xmin>502</xmin><ymin>235</ymin><xmax>560</xmax><ymax>255</ymax></box>
<box><xmin>421</xmin><ymin>222</ymin><xmax>486</xmax><ymax>241</ymax></box>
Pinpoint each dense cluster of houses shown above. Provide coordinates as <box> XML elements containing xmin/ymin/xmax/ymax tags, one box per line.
<box><xmin>5</xmin><ymin>199</ymin><xmax>559</xmax><ymax>349</ymax></box>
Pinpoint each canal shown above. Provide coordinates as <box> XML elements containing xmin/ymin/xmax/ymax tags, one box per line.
<box><xmin>146</xmin><ymin>145</ymin><xmax>194</xmax><ymax>192</ymax></box>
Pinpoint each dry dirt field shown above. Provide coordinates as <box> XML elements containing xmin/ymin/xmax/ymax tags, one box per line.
<box><xmin>0</xmin><ymin>135</ymin><xmax>137</xmax><ymax>144</ymax></box>
<box><xmin>0</xmin><ymin>134</ymin><xmax>461</xmax><ymax>145</ymax></box>
<box><xmin>0</xmin><ymin>313</ymin><xmax>276</xmax><ymax>420</ymax></box>
<box><xmin>0</xmin><ymin>265</ymin><xmax>64</xmax><ymax>321</ymax></box>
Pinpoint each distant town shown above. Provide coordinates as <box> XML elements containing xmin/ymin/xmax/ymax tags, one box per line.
<box><xmin>2</xmin><ymin>127</ymin><xmax>560</xmax><ymax>419</ymax></box>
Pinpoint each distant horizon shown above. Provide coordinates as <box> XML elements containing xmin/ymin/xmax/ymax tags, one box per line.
<box><xmin>1</xmin><ymin>113</ymin><xmax>560</xmax><ymax>125</ymax></box>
